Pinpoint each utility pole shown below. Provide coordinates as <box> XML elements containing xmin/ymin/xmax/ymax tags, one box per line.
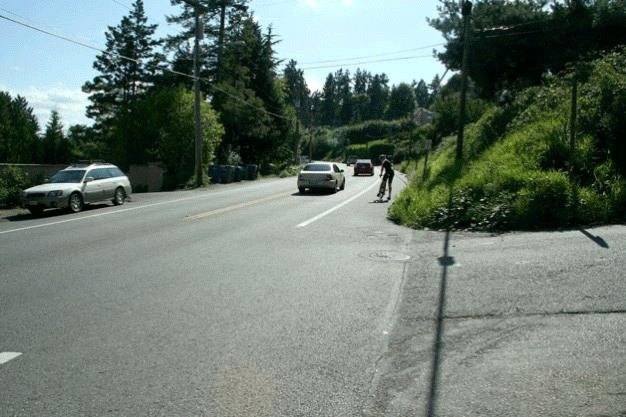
<box><xmin>180</xmin><ymin>0</ymin><xmax>206</xmax><ymax>187</ymax></box>
<box><xmin>216</xmin><ymin>0</ymin><xmax>228</xmax><ymax>83</ymax></box>
<box><xmin>456</xmin><ymin>0</ymin><xmax>472</xmax><ymax>162</ymax></box>
<box><xmin>569</xmin><ymin>71</ymin><xmax>578</xmax><ymax>151</ymax></box>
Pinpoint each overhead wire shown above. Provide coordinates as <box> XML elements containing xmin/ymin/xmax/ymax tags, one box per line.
<box><xmin>296</xmin><ymin>43</ymin><xmax>444</xmax><ymax>65</ymax></box>
<box><xmin>300</xmin><ymin>54</ymin><xmax>435</xmax><ymax>70</ymax></box>
<box><xmin>109</xmin><ymin>0</ymin><xmax>132</xmax><ymax>10</ymax></box>
<box><xmin>0</xmin><ymin>10</ymin><xmax>290</xmax><ymax>120</ymax></box>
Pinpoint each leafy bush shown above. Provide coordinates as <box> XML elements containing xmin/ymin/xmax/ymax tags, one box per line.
<box><xmin>337</xmin><ymin>119</ymin><xmax>415</xmax><ymax>146</ymax></box>
<box><xmin>0</xmin><ymin>166</ymin><xmax>28</xmax><ymax>208</ymax></box>
<box><xmin>578</xmin><ymin>47</ymin><xmax>626</xmax><ymax>174</ymax></box>
<box><xmin>345</xmin><ymin>144</ymin><xmax>368</xmax><ymax>159</ymax></box>
<box><xmin>511</xmin><ymin>172</ymin><xmax>576</xmax><ymax>229</ymax></box>
<box><xmin>367</xmin><ymin>140</ymin><xmax>394</xmax><ymax>161</ymax></box>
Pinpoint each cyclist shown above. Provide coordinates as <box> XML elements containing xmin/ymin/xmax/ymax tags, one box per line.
<box><xmin>377</xmin><ymin>154</ymin><xmax>394</xmax><ymax>201</ymax></box>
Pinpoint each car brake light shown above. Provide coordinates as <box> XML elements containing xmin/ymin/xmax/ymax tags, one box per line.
<box><xmin>325</xmin><ymin>174</ymin><xmax>333</xmax><ymax>181</ymax></box>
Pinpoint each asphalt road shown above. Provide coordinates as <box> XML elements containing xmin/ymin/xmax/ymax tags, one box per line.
<box><xmin>1</xmin><ymin>167</ymin><xmax>624</xmax><ymax>417</ymax></box>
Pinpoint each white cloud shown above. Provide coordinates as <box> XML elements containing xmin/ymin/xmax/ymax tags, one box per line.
<box><xmin>0</xmin><ymin>84</ymin><xmax>91</xmax><ymax>130</ymax></box>
<box><xmin>303</xmin><ymin>0</ymin><xmax>354</xmax><ymax>9</ymax></box>
<box><xmin>305</xmin><ymin>76</ymin><xmax>324</xmax><ymax>93</ymax></box>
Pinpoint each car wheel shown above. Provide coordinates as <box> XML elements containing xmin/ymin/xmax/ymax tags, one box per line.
<box><xmin>112</xmin><ymin>187</ymin><xmax>126</xmax><ymax>205</ymax></box>
<box><xmin>340</xmin><ymin>178</ymin><xmax>345</xmax><ymax>190</ymax></box>
<box><xmin>27</xmin><ymin>206</ymin><xmax>44</xmax><ymax>216</ymax></box>
<box><xmin>298</xmin><ymin>187</ymin><xmax>305</xmax><ymax>194</ymax></box>
<box><xmin>68</xmin><ymin>192</ymin><xmax>83</xmax><ymax>213</ymax></box>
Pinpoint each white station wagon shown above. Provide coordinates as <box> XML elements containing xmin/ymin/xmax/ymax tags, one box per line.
<box><xmin>22</xmin><ymin>162</ymin><xmax>132</xmax><ymax>215</ymax></box>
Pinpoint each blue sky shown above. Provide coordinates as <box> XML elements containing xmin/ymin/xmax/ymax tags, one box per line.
<box><xmin>0</xmin><ymin>0</ymin><xmax>447</xmax><ymax>129</ymax></box>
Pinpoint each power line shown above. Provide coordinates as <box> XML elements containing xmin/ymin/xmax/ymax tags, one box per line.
<box><xmin>297</xmin><ymin>43</ymin><xmax>444</xmax><ymax>65</ymax></box>
<box><xmin>300</xmin><ymin>54</ymin><xmax>434</xmax><ymax>71</ymax></box>
<box><xmin>109</xmin><ymin>0</ymin><xmax>132</xmax><ymax>10</ymax></box>
<box><xmin>0</xmin><ymin>11</ymin><xmax>290</xmax><ymax>120</ymax></box>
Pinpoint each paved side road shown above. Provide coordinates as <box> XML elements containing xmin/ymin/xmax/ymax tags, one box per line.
<box><xmin>369</xmin><ymin>225</ymin><xmax>626</xmax><ymax>417</ymax></box>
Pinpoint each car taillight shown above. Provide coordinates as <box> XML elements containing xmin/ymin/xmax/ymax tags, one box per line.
<box><xmin>325</xmin><ymin>174</ymin><xmax>333</xmax><ymax>181</ymax></box>
<box><xmin>298</xmin><ymin>174</ymin><xmax>303</xmax><ymax>180</ymax></box>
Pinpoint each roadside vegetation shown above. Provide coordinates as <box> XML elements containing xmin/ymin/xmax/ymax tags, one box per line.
<box><xmin>390</xmin><ymin>48</ymin><xmax>626</xmax><ymax>231</ymax></box>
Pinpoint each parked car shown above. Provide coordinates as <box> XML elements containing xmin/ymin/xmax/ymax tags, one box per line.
<box><xmin>297</xmin><ymin>162</ymin><xmax>345</xmax><ymax>194</ymax></box>
<box><xmin>353</xmin><ymin>159</ymin><xmax>374</xmax><ymax>176</ymax></box>
<box><xmin>346</xmin><ymin>155</ymin><xmax>358</xmax><ymax>165</ymax></box>
<box><xmin>22</xmin><ymin>162</ymin><xmax>132</xmax><ymax>215</ymax></box>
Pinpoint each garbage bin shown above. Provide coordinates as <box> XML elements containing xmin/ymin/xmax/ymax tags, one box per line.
<box><xmin>208</xmin><ymin>165</ymin><xmax>221</xmax><ymax>184</ymax></box>
<box><xmin>245</xmin><ymin>164</ymin><xmax>258</xmax><ymax>180</ymax></box>
<box><xmin>234</xmin><ymin>166</ymin><xmax>244</xmax><ymax>182</ymax></box>
<box><xmin>220</xmin><ymin>165</ymin><xmax>235</xmax><ymax>183</ymax></box>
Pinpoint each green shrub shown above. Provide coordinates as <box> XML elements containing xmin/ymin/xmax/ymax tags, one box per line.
<box><xmin>0</xmin><ymin>166</ymin><xmax>28</xmax><ymax>208</ymax></box>
<box><xmin>367</xmin><ymin>140</ymin><xmax>395</xmax><ymax>161</ymax></box>
<box><xmin>345</xmin><ymin>144</ymin><xmax>369</xmax><ymax>159</ymax></box>
<box><xmin>338</xmin><ymin>119</ymin><xmax>415</xmax><ymax>145</ymax></box>
<box><xmin>512</xmin><ymin>172</ymin><xmax>575</xmax><ymax>229</ymax></box>
<box><xmin>576</xmin><ymin>187</ymin><xmax>611</xmax><ymax>224</ymax></box>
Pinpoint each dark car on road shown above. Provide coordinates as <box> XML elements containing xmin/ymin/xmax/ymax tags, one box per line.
<box><xmin>353</xmin><ymin>159</ymin><xmax>374</xmax><ymax>176</ymax></box>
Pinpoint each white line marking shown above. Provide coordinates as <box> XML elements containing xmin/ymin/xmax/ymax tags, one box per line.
<box><xmin>297</xmin><ymin>179</ymin><xmax>380</xmax><ymax>228</ymax></box>
<box><xmin>0</xmin><ymin>184</ymin><xmax>282</xmax><ymax>236</ymax></box>
<box><xmin>0</xmin><ymin>352</ymin><xmax>22</xmax><ymax>365</ymax></box>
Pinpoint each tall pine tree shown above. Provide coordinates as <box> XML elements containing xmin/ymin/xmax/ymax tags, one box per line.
<box><xmin>83</xmin><ymin>0</ymin><xmax>162</xmax><ymax>126</ymax></box>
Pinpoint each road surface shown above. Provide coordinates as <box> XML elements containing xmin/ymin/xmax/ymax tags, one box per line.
<box><xmin>1</xmin><ymin>167</ymin><xmax>624</xmax><ymax>416</ymax></box>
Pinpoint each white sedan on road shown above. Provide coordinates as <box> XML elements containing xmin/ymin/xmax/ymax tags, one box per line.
<box><xmin>297</xmin><ymin>162</ymin><xmax>345</xmax><ymax>194</ymax></box>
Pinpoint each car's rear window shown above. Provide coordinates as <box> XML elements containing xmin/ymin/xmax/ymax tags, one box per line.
<box><xmin>49</xmin><ymin>170</ymin><xmax>86</xmax><ymax>183</ymax></box>
<box><xmin>303</xmin><ymin>164</ymin><xmax>330</xmax><ymax>172</ymax></box>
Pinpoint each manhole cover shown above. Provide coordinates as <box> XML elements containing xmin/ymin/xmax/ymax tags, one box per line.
<box><xmin>365</xmin><ymin>251</ymin><xmax>411</xmax><ymax>262</ymax></box>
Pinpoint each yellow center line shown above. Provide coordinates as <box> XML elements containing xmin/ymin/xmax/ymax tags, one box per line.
<box><xmin>185</xmin><ymin>191</ymin><xmax>293</xmax><ymax>221</ymax></box>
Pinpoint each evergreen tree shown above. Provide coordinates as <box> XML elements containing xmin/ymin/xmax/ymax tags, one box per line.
<box><xmin>429</xmin><ymin>0</ymin><xmax>626</xmax><ymax>97</ymax></box>
<box><xmin>67</xmin><ymin>124</ymin><xmax>106</xmax><ymax>161</ymax></box>
<box><xmin>366</xmin><ymin>73</ymin><xmax>389</xmax><ymax>120</ymax></box>
<box><xmin>352</xmin><ymin>69</ymin><xmax>372</xmax><ymax>123</ymax></box>
<box><xmin>83</xmin><ymin>0</ymin><xmax>163</xmax><ymax>126</ymax></box>
<box><xmin>42</xmin><ymin>110</ymin><xmax>64</xmax><ymax>164</ymax></box>
<box><xmin>413</xmin><ymin>79</ymin><xmax>432</xmax><ymax>108</ymax></box>
<box><xmin>335</xmin><ymin>69</ymin><xmax>353</xmax><ymax>125</ymax></box>
<box><xmin>386</xmin><ymin>83</ymin><xmax>416</xmax><ymax>120</ymax></box>
<box><xmin>283</xmin><ymin>60</ymin><xmax>310</xmax><ymax>124</ymax></box>
<box><xmin>164</xmin><ymin>0</ymin><xmax>250</xmax><ymax>91</ymax></box>
<box><xmin>0</xmin><ymin>92</ymin><xmax>11</xmax><ymax>162</ymax></box>
<box><xmin>6</xmin><ymin>95</ymin><xmax>40</xmax><ymax>163</ymax></box>
<box><xmin>212</xmin><ymin>16</ymin><xmax>290</xmax><ymax>163</ymax></box>
<box><xmin>321</xmin><ymin>73</ymin><xmax>338</xmax><ymax>126</ymax></box>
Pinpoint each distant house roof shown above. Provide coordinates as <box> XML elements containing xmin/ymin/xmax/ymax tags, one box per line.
<box><xmin>413</xmin><ymin>107</ymin><xmax>437</xmax><ymax>125</ymax></box>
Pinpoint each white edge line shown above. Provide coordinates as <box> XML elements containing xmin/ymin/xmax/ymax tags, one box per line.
<box><xmin>297</xmin><ymin>179</ymin><xmax>381</xmax><ymax>228</ymax></box>
<box><xmin>0</xmin><ymin>187</ymin><xmax>258</xmax><ymax>236</ymax></box>
<box><xmin>0</xmin><ymin>198</ymin><xmax>193</xmax><ymax>236</ymax></box>
<box><xmin>0</xmin><ymin>352</ymin><xmax>22</xmax><ymax>365</ymax></box>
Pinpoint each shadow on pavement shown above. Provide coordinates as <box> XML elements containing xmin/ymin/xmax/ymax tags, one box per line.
<box><xmin>426</xmin><ymin>186</ymin><xmax>455</xmax><ymax>417</ymax></box>
<box><xmin>4</xmin><ymin>203</ymin><xmax>110</xmax><ymax>222</ymax></box>
<box><xmin>578</xmin><ymin>227</ymin><xmax>609</xmax><ymax>248</ymax></box>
